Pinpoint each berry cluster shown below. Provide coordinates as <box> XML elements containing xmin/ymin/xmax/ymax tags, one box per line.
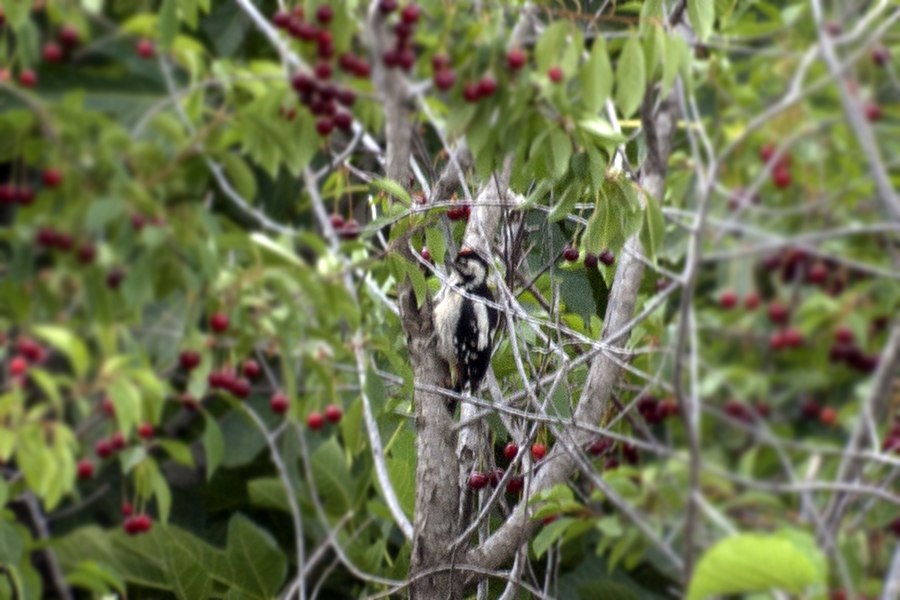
<box><xmin>636</xmin><ymin>395</ymin><xmax>679</xmax><ymax>424</ymax></box>
<box><xmin>7</xmin><ymin>338</ymin><xmax>47</xmax><ymax>386</ymax></box>
<box><xmin>586</xmin><ymin>437</ymin><xmax>639</xmax><ymax>471</ymax></box>
<box><xmin>305</xmin><ymin>404</ymin><xmax>343</xmax><ymax>428</ymax></box>
<box><xmin>379</xmin><ymin>1</ymin><xmax>420</xmax><ymax>72</ymax></box>
<box><xmin>446</xmin><ymin>202</ymin><xmax>471</xmax><ymax>221</ymax></box>
<box><xmin>123</xmin><ymin>513</ymin><xmax>153</xmax><ymax>535</ymax></box>
<box><xmin>760</xmin><ymin>144</ymin><xmax>792</xmax><ymax>189</ymax></box>
<box><xmin>329</xmin><ymin>214</ymin><xmax>362</xmax><ymax>241</ymax></box>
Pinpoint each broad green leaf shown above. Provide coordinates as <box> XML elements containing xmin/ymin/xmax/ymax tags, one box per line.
<box><xmin>578</xmin><ymin>118</ymin><xmax>627</xmax><ymax>145</ymax></box>
<box><xmin>384</xmin><ymin>428</ymin><xmax>415</xmax><ymax>518</ymax></box>
<box><xmin>687</xmin><ymin>534</ymin><xmax>821</xmax><ymax>600</ymax></box>
<box><xmin>249</xmin><ymin>233</ymin><xmax>304</xmax><ymax>268</ymax></box>
<box><xmin>219</xmin><ymin>153</ymin><xmax>258</xmax><ymax>204</ymax></box>
<box><xmin>311</xmin><ymin>437</ymin><xmax>354</xmax><ymax>516</ymax></box>
<box><xmin>533</xmin><ymin>517</ymin><xmax>574</xmax><ymax>559</ymax></box>
<box><xmin>203</xmin><ymin>414</ymin><xmax>225</xmax><ymax>480</ymax></box>
<box><xmin>688</xmin><ymin>0</ymin><xmax>715</xmax><ymax>41</ymax></box>
<box><xmin>535</xmin><ymin>21</ymin><xmax>570</xmax><ymax>73</ymax></box>
<box><xmin>615</xmin><ymin>35</ymin><xmax>646</xmax><ymax>119</ymax></box>
<box><xmin>224</xmin><ymin>514</ymin><xmax>287</xmax><ymax>599</ymax></box>
<box><xmin>639</xmin><ymin>186</ymin><xmax>665</xmax><ymax>263</ymax></box>
<box><xmin>547</xmin><ymin>184</ymin><xmax>578</xmax><ymax>223</ymax></box>
<box><xmin>424</xmin><ymin>227</ymin><xmax>447</xmax><ymax>266</ymax></box>
<box><xmin>109</xmin><ymin>378</ymin><xmax>142</xmax><ymax>437</ymax></box>
<box><xmin>247</xmin><ymin>478</ymin><xmax>291</xmax><ymax>513</ymax></box>
<box><xmin>548</xmin><ymin>127</ymin><xmax>573</xmax><ymax>181</ymax></box>
<box><xmin>579</xmin><ymin>36</ymin><xmax>613</xmax><ymax>114</ymax></box>
<box><xmin>159</xmin><ymin>0</ymin><xmax>178</xmax><ymax>49</ymax></box>
<box><xmin>370</xmin><ymin>178</ymin><xmax>412</xmax><ymax>207</ymax></box>
<box><xmin>32</xmin><ymin>326</ymin><xmax>90</xmax><ymax>379</ymax></box>
<box><xmin>166</xmin><ymin>526</ymin><xmax>213</xmax><ymax>600</ymax></box>
<box><xmin>662</xmin><ymin>33</ymin><xmax>686</xmax><ymax>96</ymax></box>
<box><xmin>3</xmin><ymin>0</ymin><xmax>33</xmax><ymax>29</ymax></box>
<box><xmin>0</xmin><ymin>520</ymin><xmax>24</xmax><ymax>564</ymax></box>
<box><xmin>158</xmin><ymin>440</ymin><xmax>195</xmax><ymax>468</ymax></box>
<box><xmin>639</xmin><ymin>0</ymin><xmax>664</xmax><ymax>32</ymax></box>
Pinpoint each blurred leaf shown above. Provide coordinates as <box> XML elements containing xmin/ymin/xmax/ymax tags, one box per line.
<box><xmin>203</xmin><ymin>414</ymin><xmax>225</xmax><ymax>480</ymax></box>
<box><xmin>689</xmin><ymin>0</ymin><xmax>715</xmax><ymax>41</ymax></box>
<box><xmin>223</xmin><ymin>514</ymin><xmax>287</xmax><ymax>599</ymax></box>
<box><xmin>580</xmin><ymin>36</ymin><xmax>613</xmax><ymax>114</ymax></box>
<box><xmin>32</xmin><ymin>326</ymin><xmax>90</xmax><ymax>379</ymax></box>
<box><xmin>615</xmin><ymin>35</ymin><xmax>646</xmax><ymax>119</ymax></box>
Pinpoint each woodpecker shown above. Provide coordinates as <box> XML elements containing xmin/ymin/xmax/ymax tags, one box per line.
<box><xmin>434</xmin><ymin>248</ymin><xmax>499</xmax><ymax>396</ymax></box>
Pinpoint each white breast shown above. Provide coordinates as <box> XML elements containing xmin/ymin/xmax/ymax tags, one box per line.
<box><xmin>434</xmin><ymin>291</ymin><xmax>463</xmax><ymax>364</ymax></box>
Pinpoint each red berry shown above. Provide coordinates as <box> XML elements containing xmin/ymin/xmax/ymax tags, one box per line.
<box><xmin>769</xmin><ymin>331</ymin><xmax>786</xmax><ymax>351</ymax></box>
<box><xmin>397</xmin><ymin>49</ymin><xmax>416</xmax><ymax>71</ymax></box>
<box><xmin>744</xmin><ymin>292</ymin><xmax>760</xmax><ymax>310</ymax></box>
<box><xmin>334</xmin><ymin>111</ymin><xmax>353</xmax><ymax>131</ymax></box>
<box><xmin>531</xmin><ymin>443</ymin><xmax>546</xmax><ymax>460</ymax></box>
<box><xmin>316</xmin><ymin>117</ymin><xmax>334</xmax><ymax>136</ymax></box>
<box><xmin>230</xmin><ymin>378</ymin><xmax>252</xmax><ymax>399</ymax></box>
<box><xmin>864</xmin><ymin>102</ymin><xmax>883</xmax><ymax>123</ymax></box>
<box><xmin>506</xmin><ymin>476</ymin><xmax>524</xmax><ymax>494</ymax></box>
<box><xmin>19</xmin><ymin>69</ymin><xmax>37</xmax><ymax>88</ymax></box>
<box><xmin>637</xmin><ymin>395</ymin><xmax>663</xmax><ymax>424</ymax></box>
<box><xmin>659</xmin><ymin>398</ymin><xmax>679</xmax><ymax>419</ymax></box>
<box><xmin>336</xmin><ymin>88</ymin><xmax>356</xmax><ymax>107</ymax></box>
<box><xmin>102</xmin><ymin>397</ymin><xmax>116</xmax><ymax>417</ymax></box>
<box><xmin>542</xmin><ymin>514</ymin><xmax>559</xmax><ymax>525</ymax></box>
<box><xmin>137</xmin><ymin>423</ymin><xmax>154</xmax><ymax>439</ymax></box>
<box><xmin>503</xmin><ymin>442</ymin><xmax>518</xmax><ymax>461</ymax></box>
<box><xmin>43</xmin><ymin>42</ymin><xmax>64</xmax><ymax>63</ymax></box>
<box><xmin>272</xmin><ymin>11</ymin><xmax>291</xmax><ymax>28</ymax></box>
<box><xmin>352</xmin><ymin>59</ymin><xmax>371</xmax><ymax>78</ymax></box>
<box><xmin>819</xmin><ymin>406</ymin><xmax>837</xmax><ymax>427</ymax></box>
<box><xmin>824</xmin><ymin>22</ymin><xmax>841</xmax><ymax>36</ymax></box>
<box><xmin>767</xmin><ymin>300</ymin><xmax>788</xmax><ymax>324</ymax></box>
<box><xmin>59</xmin><ymin>25</ymin><xmax>80</xmax><ymax>47</ymax></box>
<box><xmin>123</xmin><ymin>516</ymin><xmax>140</xmax><ymax>535</ymax></box>
<box><xmin>16</xmin><ymin>186</ymin><xmax>34</xmax><ymax>205</ymax></box>
<box><xmin>179</xmin><ymin>350</ymin><xmax>201</xmax><ymax>371</ymax></box>
<box><xmin>507</xmin><ymin>48</ymin><xmax>526</xmax><ymax>70</ymax></box>
<box><xmin>329</xmin><ymin>214</ymin><xmax>345</xmax><ymax>230</ymax></box>
<box><xmin>772</xmin><ymin>165</ymin><xmax>792</xmax><ymax>189</ymax></box>
<box><xmin>77</xmin><ymin>459</ymin><xmax>94</xmax><ymax>480</ymax></box>
<box><xmin>548</xmin><ymin>66</ymin><xmax>563</xmax><ymax>83</ymax></box>
<box><xmin>489</xmin><ymin>468</ymin><xmax>504</xmax><ymax>488</ymax></box>
<box><xmin>872</xmin><ymin>46</ymin><xmax>890</xmax><ymax>67</ymax></box>
<box><xmin>431</xmin><ymin>54</ymin><xmax>451</xmax><ymax>71</ymax></box>
<box><xmin>291</xmin><ymin>72</ymin><xmax>316</xmax><ymax>93</ymax></box>
<box><xmin>421</xmin><ymin>247</ymin><xmax>432</xmax><ymax>263</ymax></box>
<box><xmin>74</xmin><ymin>244</ymin><xmax>94</xmax><ymax>264</ymax></box>
<box><xmin>720</xmin><ymin>291</ymin><xmax>738</xmax><ymax>309</ymax></box>
<box><xmin>589</xmin><ymin>438</ymin><xmax>613</xmax><ymax>456</ymax></box>
<box><xmin>41</xmin><ymin>168</ymin><xmax>62</xmax><ymax>188</ymax></box>
<box><xmin>121</xmin><ymin>502</ymin><xmax>133</xmax><ymax>517</ymax></box>
<box><xmin>562</xmin><ymin>246</ymin><xmax>579</xmax><ymax>262</ymax></box>
<box><xmin>783</xmin><ymin>326</ymin><xmax>804</xmax><ymax>348</ymax></box>
<box><xmin>209</xmin><ymin>312</ymin><xmax>229</xmax><ymax>333</ymax></box>
<box><xmin>462</xmin><ymin>82</ymin><xmax>480</xmax><ymax>103</ymax></box>
<box><xmin>604</xmin><ymin>457</ymin><xmax>620</xmax><ymax>471</ymax></box>
<box><xmin>136</xmin><ymin>39</ymin><xmax>155</xmax><ymax>59</ymax></box>
<box><xmin>801</xmin><ymin>398</ymin><xmax>821</xmax><ymax>420</ymax></box>
<box><xmin>317</xmin><ymin>29</ymin><xmax>333</xmax><ymax>48</ymax></box>
<box><xmin>468</xmin><ymin>472</ymin><xmax>488</xmax><ymax>489</ymax></box>
<box><xmin>314</xmin><ymin>62</ymin><xmax>333</xmax><ymax>80</ymax></box>
<box><xmin>401</xmin><ymin>3</ymin><xmax>420</xmax><ymax>24</ymax></box>
<box><xmin>382</xmin><ymin>49</ymin><xmax>400</xmax><ymax>68</ymax></box>
<box><xmin>307</xmin><ymin>412</ymin><xmax>325</xmax><ymax>430</ymax></box>
<box><xmin>106</xmin><ymin>268</ymin><xmax>126</xmax><ymax>289</ymax></box>
<box><xmin>316</xmin><ymin>4</ymin><xmax>333</xmax><ymax>24</ymax></box>
<box><xmin>835</xmin><ymin>326</ymin><xmax>854</xmax><ymax>345</ymax></box>
<box><xmin>180</xmin><ymin>392</ymin><xmax>200</xmax><ymax>411</ymax></box>
<box><xmin>477</xmin><ymin>75</ymin><xmax>497</xmax><ymax>98</ymax></box>
<box><xmin>9</xmin><ymin>356</ymin><xmax>28</xmax><ymax>376</ymax></box>
<box><xmin>599</xmin><ymin>249</ymin><xmax>615</xmax><ymax>266</ymax></box>
<box><xmin>622</xmin><ymin>443</ymin><xmax>639</xmax><ymax>465</ymax></box>
<box><xmin>760</xmin><ymin>144</ymin><xmax>777</xmax><ymax>163</ymax></box>
<box><xmin>433</xmin><ymin>69</ymin><xmax>456</xmax><ymax>90</ymax></box>
<box><xmin>135</xmin><ymin>514</ymin><xmax>152</xmax><ymax>533</ymax></box>
<box><xmin>324</xmin><ymin>404</ymin><xmax>343</xmax><ymax>424</ymax></box>
<box><xmin>14</xmin><ymin>338</ymin><xmax>40</xmax><ymax>359</ymax></box>
<box><xmin>95</xmin><ymin>439</ymin><xmax>114</xmax><ymax>459</ymax></box>
<box><xmin>111</xmin><ymin>431</ymin><xmax>126</xmax><ymax>450</ymax></box>
<box><xmin>270</xmin><ymin>392</ymin><xmax>289</xmax><ymax>414</ymax></box>
<box><xmin>584</xmin><ymin>253</ymin><xmax>598</xmax><ymax>270</ymax></box>
<box><xmin>242</xmin><ymin>359</ymin><xmax>261</xmax><ymax>380</ymax></box>
<box><xmin>379</xmin><ymin>0</ymin><xmax>398</xmax><ymax>13</ymax></box>
<box><xmin>0</xmin><ymin>184</ymin><xmax>14</xmax><ymax>204</ymax></box>
<box><xmin>339</xmin><ymin>219</ymin><xmax>361</xmax><ymax>240</ymax></box>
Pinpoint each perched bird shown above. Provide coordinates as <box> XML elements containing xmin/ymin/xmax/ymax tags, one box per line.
<box><xmin>434</xmin><ymin>248</ymin><xmax>499</xmax><ymax>397</ymax></box>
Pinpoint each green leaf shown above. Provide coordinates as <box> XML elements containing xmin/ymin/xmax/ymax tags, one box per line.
<box><xmin>406</xmin><ymin>258</ymin><xmax>428</xmax><ymax>308</ymax></box>
<box><xmin>224</xmin><ymin>514</ymin><xmax>287</xmax><ymax>599</ymax></box>
<box><xmin>166</xmin><ymin>526</ymin><xmax>213</xmax><ymax>600</ymax></box>
<box><xmin>31</xmin><ymin>325</ymin><xmax>90</xmax><ymax>379</ymax></box>
<box><xmin>424</xmin><ymin>227</ymin><xmax>447</xmax><ymax>266</ymax></box>
<box><xmin>203</xmin><ymin>414</ymin><xmax>225</xmax><ymax>481</ymax></box>
<box><xmin>615</xmin><ymin>35</ymin><xmax>646</xmax><ymax>119</ymax></box>
<box><xmin>579</xmin><ymin>36</ymin><xmax>613</xmax><ymax>114</ymax></box>
<box><xmin>662</xmin><ymin>33</ymin><xmax>686</xmax><ymax>97</ymax></box>
<box><xmin>311</xmin><ymin>438</ymin><xmax>354</xmax><ymax>516</ymax></box>
<box><xmin>370</xmin><ymin>178</ymin><xmax>411</xmax><ymax>207</ymax></box>
<box><xmin>109</xmin><ymin>378</ymin><xmax>142</xmax><ymax>437</ymax></box>
<box><xmin>547</xmin><ymin>184</ymin><xmax>578</xmax><ymax>223</ymax></box>
<box><xmin>384</xmin><ymin>429</ymin><xmax>415</xmax><ymax>519</ymax></box>
<box><xmin>639</xmin><ymin>185</ymin><xmax>665</xmax><ymax>263</ymax></box>
<box><xmin>158</xmin><ymin>440</ymin><xmax>195</xmax><ymax>468</ymax></box>
<box><xmin>0</xmin><ymin>520</ymin><xmax>24</xmax><ymax>564</ymax></box>
<box><xmin>687</xmin><ymin>534</ymin><xmax>821</xmax><ymax>600</ymax></box>
<box><xmin>639</xmin><ymin>0</ymin><xmax>664</xmax><ymax>33</ymax></box>
<box><xmin>247</xmin><ymin>478</ymin><xmax>291</xmax><ymax>513</ymax></box>
<box><xmin>159</xmin><ymin>0</ymin><xmax>178</xmax><ymax>50</ymax></box>
<box><xmin>535</xmin><ymin>21</ymin><xmax>570</xmax><ymax>74</ymax></box>
<box><xmin>548</xmin><ymin>127</ymin><xmax>573</xmax><ymax>181</ymax></box>
<box><xmin>688</xmin><ymin>0</ymin><xmax>715</xmax><ymax>41</ymax></box>
<box><xmin>3</xmin><ymin>0</ymin><xmax>34</xmax><ymax>29</ymax></box>
<box><xmin>533</xmin><ymin>517</ymin><xmax>574</xmax><ymax>559</ymax></box>
<box><xmin>578</xmin><ymin>118</ymin><xmax>627</xmax><ymax>145</ymax></box>
<box><xmin>219</xmin><ymin>153</ymin><xmax>258</xmax><ymax>204</ymax></box>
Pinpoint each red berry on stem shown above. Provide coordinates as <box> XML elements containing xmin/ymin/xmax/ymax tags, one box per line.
<box><xmin>397</xmin><ymin>49</ymin><xmax>416</xmax><ymax>71</ymax></box>
<box><xmin>273</xmin><ymin>11</ymin><xmax>291</xmax><ymax>28</ymax></box>
<box><xmin>835</xmin><ymin>326</ymin><xmax>854</xmax><ymax>345</ymax></box>
<box><xmin>135</xmin><ymin>514</ymin><xmax>152</xmax><ymax>533</ymax></box>
<box><xmin>506</xmin><ymin>48</ymin><xmax>526</xmax><ymax>70</ymax></box>
<box><xmin>43</xmin><ymin>42</ymin><xmax>64</xmax><ymax>63</ymax></box>
<box><xmin>872</xmin><ymin>46</ymin><xmax>890</xmax><ymax>66</ymax></box>
<box><xmin>19</xmin><ymin>70</ymin><xmax>37</xmax><ymax>87</ymax></box>
<box><xmin>77</xmin><ymin>459</ymin><xmax>94</xmax><ymax>480</ymax></box>
<box><xmin>314</xmin><ymin>62</ymin><xmax>333</xmax><ymax>80</ymax></box>
<box><xmin>379</xmin><ymin>0</ymin><xmax>398</xmax><ymax>13</ymax></box>
<box><xmin>477</xmin><ymin>75</ymin><xmax>497</xmax><ymax>98</ymax></box>
<box><xmin>589</xmin><ymin>438</ymin><xmax>613</xmax><ymax>456</ymax></box>
<box><xmin>801</xmin><ymin>398</ymin><xmax>821</xmax><ymax>420</ymax></box>
<box><xmin>42</xmin><ymin>168</ymin><xmax>62</xmax><ymax>188</ymax></box>
<box><xmin>819</xmin><ymin>406</ymin><xmax>837</xmax><ymax>427</ymax></box>
<box><xmin>783</xmin><ymin>326</ymin><xmax>804</xmax><ymax>348</ymax></box>
<box><xmin>506</xmin><ymin>477</ymin><xmax>523</xmax><ymax>494</ymax></box>
<box><xmin>210</xmin><ymin>312</ymin><xmax>230</xmax><ymax>333</ymax></box>
<box><xmin>137</xmin><ymin>423</ymin><xmax>154</xmax><ymax>439</ymax></box>
<box><xmin>489</xmin><ymin>468</ymin><xmax>504</xmax><ymax>487</ymax></box>
<box><xmin>720</xmin><ymin>291</ymin><xmax>738</xmax><ymax>309</ymax></box>
<box><xmin>307</xmin><ymin>412</ymin><xmax>325</xmax><ymax>430</ymax></box>
<box><xmin>316</xmin><ymin>117</ymin><xmax>334</xmax><ymax>136</ymax></box>
<box><xmin>744</xmin><ymin>292</ymin><xmax>760</xmax><ymax>310</ymax></box>
<box><xmin>122</xmin><ymin>502</ymin><xmax>133</xmax><ymax>517</ymax></box>
<box><xmin>106</xmin><ymin>268</ymin><xmax>126</xmax><ymax>289</ymax></box>
<box><xmin>324</xmin><ymin>404</ymin><xmax>343</xmax><ymax>424</ymax></box>
<box><xmin>864</xmin><ymin>102</ymin><xmax>883</xmax><ymax>123</ymax></box>
<box><xmin>230</xmin><ymin>378</ymin><xmax>252</xmax><ymax>399</ymax></box>
<box><xmin>401</xmin><ymin>4</ymin><xmax>420</xmax><ymax>24</ymax></box>
<box><xmin>772</xmin><ymin>166</ymin><xmax>792</xmax><ymax>189</ymax></box>
<box><xmin>316</xmin><ymin>4</ymin><xmax>333</xmax><ymax>24</ymax></box>
<box><xmin>270</xmin><ymin>392</ymin><xmax>289</xmax><ymax>414</ymax></box>
<box><xmin>599</xmin><ymin>249</ymin><xmax>615</xmax><ymax>266</ymax></box>
<box><xmin>767</xmin><ymin>300</ymin><xmax>788</xmax><ymax>324</ymax></box>
<box><xmin>583</xmin><ymin>253</ymin><xmax>598</xmax><ymax>270</ymax></box>
<box><xmin>102</xmin><ymin>397</ymin><xmax>116</xmax><ymax>417</ymax></box>
<box><xmin>242</xmin><ymin>359</ymin><xmax>261</xmax><ymax>380</ymax></box>
<box><xmin>421</xmin><ymin>246</ymin><xmax>432</xmax><ymax>263</ymax></box>
<box><xmin>562</xmin><ymin>246</ymin><xmax>579</xmax><ymax>262</ymax></box>
<box><xmin>9</xmin><ymin>356</ymin><xmax>28</xmax><ymax>376</ymax></box>
<box><xmin>548</xmin><ymin>66</ymin><xmax>563</xmax><ymax>83</ymax></box>
<box><xmin>179</xmin><ymin>350</ymin><xmax>201</xmax><ymax>371</ymax></box>
<box><xmin>760</xmin><ymin>144</ymin><xmax>777</xmax><ymax>163</ymax></box>
<box><xmin>111</xmin><ymin>431</ymin><xmax>126</xmax><ymax>450</ymax></box>
<box><xmin>431</xmin><ymin>54</ymin><xmax>450</xmax><ymax>71</ymax></box>
<box><xmin>462</xmin><ymin>82</ymin><xmax>480</xmax><ymax>103</ymax></box>
<box><xmin>503</xmin><ymin>442</ymin><xmax>518</xmax><ymax>461</ymax></box>
<box><xmin>468</xmin><ymin>472</ymin><xmax>488</xmax><ymax>489</ymax></box>
<box><xmin>59</xmin><ymin>25</ymin><xmax>80</xmax><ymax>47</ymax></box>
<box><xmin>123</xmin><ymin>516</ymin><xmax>140</xmax><ymax>535</ymax></box>
<box><xmin>329</xmin><ymin>214</ymin><xmax>345</xmax><ymax>230</ymax></box>
<box><xmin>433</xmin><ymin>69</ymin><xmax>456</xmax><ymax>90</ymax></box>
<box><xmin>95</xmin><ymin>439</ymin><xmax>113</xmax><ymax>458</ymax></box>
<box><xmin>352</xmin><ymin>59</ymin><xmax>371</xmax><ymax>78</ymax></box>
<box><xmin>531</xmin><ymin>443</ymin><xmax>546</xmax><ymax>460</ymax></box>
<box><xmin>769</xmin><ymin>331</ymin><xmax>786</xmax><ymax>351</ymax></box>
<box><xmin>136</xmin><ymin>39</ymin><xmax>155</xmax><ymax>59</ymax></box>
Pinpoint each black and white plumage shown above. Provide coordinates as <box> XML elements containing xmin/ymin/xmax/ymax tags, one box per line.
<box><xmin>433</xmin><ymin>248</ymin><xmax>499</xmax><ymax>394</ymax></box>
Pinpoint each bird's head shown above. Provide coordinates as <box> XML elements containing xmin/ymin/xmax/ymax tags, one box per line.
<box><xmin>454</xmin><ymin>248</ymin><xmax>489</xmax><ymax>289</ymax></box>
